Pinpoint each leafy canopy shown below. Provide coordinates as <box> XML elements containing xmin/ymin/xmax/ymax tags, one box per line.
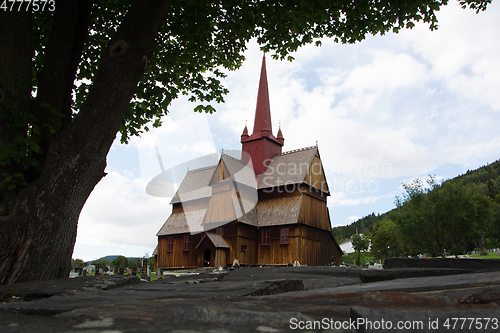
<box><xmin>46</xmin><ymin>0</ymin><xmax>495</xmax><ymax>144</ymax></box>
<box><xmin>1</xmin><ymin>0</ymin><xmax>492</xmax><ymax>191</ymax></box>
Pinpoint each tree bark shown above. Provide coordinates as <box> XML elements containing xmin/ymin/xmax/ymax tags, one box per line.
<box><xmin>0</xmin><ymin>0</ymin><xmax>172</xmax><ymax>285</ymax></box>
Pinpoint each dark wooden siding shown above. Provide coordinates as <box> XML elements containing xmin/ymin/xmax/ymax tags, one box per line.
<box><xmin>296</xmin><ymin>224</ymin><xmax>341</xmax><ymax>266</ymax></box>
<box><xmin>257</xmin><ymin>225</ymin><xmax>299</xmax><ymax>266</ymax></box>
<box><xmin>157</xmin><ymin>233</ymin><xmax>202</xmax><ymax>269</ymax></box>
<box><xmin>233</xmin><ymin>222</ymin><xmax>259</xmax><ymax>266</ymax></box>
<box><xmin>298</xmin><ymin>189</ymin><xmax>331</xmax><ymax>230</ymax></box>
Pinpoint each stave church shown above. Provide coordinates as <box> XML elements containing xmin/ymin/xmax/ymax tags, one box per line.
<box><xmin>154</xmin><ymin>55</ymin><xmax>342</xmax><ymax>269</ymax></box>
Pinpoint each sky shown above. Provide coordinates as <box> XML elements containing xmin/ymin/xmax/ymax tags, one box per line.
<box><xmin>73</xmin><ymin>2</ymin><xmax>500</xmax><ymax>261</ymax></box>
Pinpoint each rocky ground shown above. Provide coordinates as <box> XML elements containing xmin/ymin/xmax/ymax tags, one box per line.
<box><xmin>1</xmin><ymin>264</ymin><xmax>500</xmax><ymax>332</ymax></box>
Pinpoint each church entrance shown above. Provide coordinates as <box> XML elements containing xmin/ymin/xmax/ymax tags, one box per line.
<box><xmin>203</xmin><ymin>249</ymin><xmax>211</xmax><ymax>267</ymax></box>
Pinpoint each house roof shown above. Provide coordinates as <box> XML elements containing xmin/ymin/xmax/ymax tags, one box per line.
<box><xmin>196</xmin><ymin>232</ymin><xmax>230</xmax><ymax>249</ymax></box>
<box><xmin>159</xmin><ymin>146</ymin><xmax>330</xmax><ymax>235</ymax></box>
<box><xmin>156</xmin><ymin>207</ymin><xmax>206</xmax><ymax>236</ymax></box>
<box><xmin>171</xmin><ymin>146</ymin><xmax>322</xmax><ymax>205</ymax></box>
<box><xmin>256</xmin><ymin>146</ymin><xmax>317</xmax><ymax>189</ymax></box>
<box><xmin>222</xmin><ymin>154</ymin><xmax>256</xmax><ymax>189</ymax></box>
<box><xmin>170</xmin><ymin>166</ymin><xmax>215</xmax><ymax>204</ymax></box>
<box><xmin>256</xmin><ymin>195</ymin><xmax>303</xmax><ymax>227</ymax></box>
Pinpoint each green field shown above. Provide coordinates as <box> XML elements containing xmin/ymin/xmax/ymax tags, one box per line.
<box><xmin>469</xmin><ymin>253</ymin><xmax>500</xmax><ymax>259</ymax></box>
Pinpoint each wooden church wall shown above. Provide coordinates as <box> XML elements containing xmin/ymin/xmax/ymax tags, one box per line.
<box><xmin>297</xmin><ymin>224</ymin><xmax>340</xmax><ymax>266</ymax></box>
<box><xmin>298</xmin><ymin>189</ymin><xmax>331</xmax><ymax>231</ymax></box>
<box><xmin>203</xmin><ymin>180</ymin><xmax>236</xmax><ymax>225</ymax></box>
<box><xmin>304</xmin><ymin>154</ymin><xmax>329</xmax><ymax>194</ymax></box>
<box><xmin>157</xmin><ymin>233</ymin><xmax>202</xmax><ymax>269</ymax></box>
<box><xmin>257</xmin><ymin>225</ymin><xmax>299</xmax><ymax>266</ymax></box>
<box><xmin>233</xmin><ymin>222</ymin><xmax>259</xmax><ymax>266</ymax></box>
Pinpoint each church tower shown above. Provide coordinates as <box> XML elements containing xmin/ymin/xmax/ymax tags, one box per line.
<box><xmin>241</xmin><ymin>55</ymin><xmax>284</xmax><ymax>175</ymax></box>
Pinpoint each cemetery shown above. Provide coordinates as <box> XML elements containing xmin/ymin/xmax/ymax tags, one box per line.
<box><xmin>1</xmin><ymin>262</ymin><xmax>500</xmax><ymax>332</ymax></box>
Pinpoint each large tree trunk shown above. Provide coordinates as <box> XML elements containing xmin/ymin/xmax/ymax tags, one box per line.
<box><xmin>0</xmin><ymin>0</ymin><xmax>172</xmax><ymax>285</ymax></box>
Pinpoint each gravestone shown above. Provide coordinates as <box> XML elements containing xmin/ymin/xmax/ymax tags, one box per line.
<box><xmin>156</xmin><ymin>267</ymin><xmax>163</xmax><ymax>278</ymax></box>
<box><xmin>120</xmin><ymin>258</ymin><xmax>126</xmax><ymax>275</ymax></box>
<box><xmin>141</xmin><ymin>259</ymin><xmax>148</xmax><ymax>277</ymax></box>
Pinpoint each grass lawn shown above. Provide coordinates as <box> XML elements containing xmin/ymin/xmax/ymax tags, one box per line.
<box><xmin>469</xmin><ymin>253</ymin><xmax>500</xmax><ymax>259</ymax></box>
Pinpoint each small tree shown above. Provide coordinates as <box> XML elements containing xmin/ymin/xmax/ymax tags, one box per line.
<box><xmin>94</xmin><ymin>257</ymin><xmax>111</xmax><ymax>267</ymax></box>
<box><xmin>370</xmin><ymin>219</ymin><xmax>402</xmax><ymax>259</ymax></box>
<box><xmin>351</xmin><ymin>234</ymin><xmax>370</xmax><ymax>265</ymax></box>
<box><xmin>111</xmin><ymin>255</ymin><xmax>128</xmax><ymax>268</ymax></box>
<box><xmin>71</xmin><ymin>258</ymin><xmax>84</xmax><ymax>268</ymax></box>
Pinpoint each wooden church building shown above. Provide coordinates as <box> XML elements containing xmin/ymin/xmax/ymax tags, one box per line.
<box><xmin>154</xmin><ymin>56</ymin><xmax>342</xmax><ymax>269</ymax></box>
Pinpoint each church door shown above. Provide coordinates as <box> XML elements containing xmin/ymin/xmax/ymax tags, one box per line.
<box><xmin>203</xmin><ymin>249</ymin><xmax>211</xmax><ymax>267</ymax></box>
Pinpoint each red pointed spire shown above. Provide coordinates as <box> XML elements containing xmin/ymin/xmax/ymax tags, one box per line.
<box><xmin>253</xmin><ymin>54</ymin><xmax>272</xmax><ymax>136</ymax></box>
<box><xmin>241</xmin><ymin>123</ymin><xmax>249</xmax><ymax>142</ymax></box>
<box><xmin>241</xmin><ymin>54</ymin><xmax>284</xmax><ymax>175</ymax></box>
<box><xmin>277</xmin><ymin>122</ymin><xmax>284</xmax><ymax>145</ymax></box>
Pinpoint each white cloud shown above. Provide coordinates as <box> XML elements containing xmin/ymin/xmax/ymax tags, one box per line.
<box><xmin>78</xmin><ymin>172</ymin><xmax>169</xmax><ymax>250</ymax></box>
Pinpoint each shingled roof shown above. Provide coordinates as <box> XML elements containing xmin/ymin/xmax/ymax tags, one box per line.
<box><xmin>196</xmin><ymin>233</ymin><xmax>230</xmax><ymax>249</ymax></box>
<box><xmin>156</xmin><ymin>207</ymin><xmax>206</xmax><ymax>236</ymax></box>
<box><xmin>222</xmin><ymin>154</ymin><xmax>256</xmax><ymax>188</ymax></box>
<box><xmin>159</xmin><ymin>146</ymin><xmax>328</xmax><ymax>234</ymax></box>
<box><xmin>170</xmin><ymin>166</ymin><xmax>215</xmax><ymax>204</ymax></box>
<box><xmin>257</xmin><ymin>146</ymin><xmax>317</xmax><ymax>189</ymax></box>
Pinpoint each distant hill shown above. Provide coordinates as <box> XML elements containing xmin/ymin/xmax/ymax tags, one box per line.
<box><xmin>332</xmin><ymin>159</ymin><xmax>500</xmax><ymax>242</ymax></box>
<box><xmin>332</xmin><ymin>212</ymin><xmax>388</xmax><ymax>243</ymax></box>
<box><xmin>86</xmin><ymin>255</ymin><xmax>146</xmax><ymax>265</ymax></box>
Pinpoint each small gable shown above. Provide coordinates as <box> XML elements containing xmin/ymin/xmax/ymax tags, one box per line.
<box><xmin>209</xmin><ymin>158</ymin><xmax>232</xmax><ymax>185</ymax></box>
<box><xmin>304</xmin><ymin>152</ymin><xmax>329</xmax><ymax>194</ymax></box>
<box><xmin>196</xmin><ymin>233</ymin><xmax>230</xmax><ymax>249</ymax></box>
<box><xmin>203</xmin><ymin>154</ymin><xmax>258</xmax><ymax>229</ymax></box>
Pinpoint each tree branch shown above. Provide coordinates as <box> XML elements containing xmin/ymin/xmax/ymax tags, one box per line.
<box><xmin>68</xmin><ymin>0</ymin><xmax>173</xmax><ymax>157</ymax></box>
<box><xmin>34</xmin><ymin>0</ymin><xmax>81</xmax><ymax>151</ymax></box>
<box><xmin>61</xmin><ymin>0</ymin><xmax>94</xmax><ymax>130</ymax></box>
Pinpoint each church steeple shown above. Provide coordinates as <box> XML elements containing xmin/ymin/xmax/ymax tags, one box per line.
<box><xmin>241</xmin><ymin>54</ymin><xmax>284</xmax><ymax>175</ymax></box>
<box><xmin>241</xmin><ymin>122</ymin><xmax>249</xmax><ymax>140</ymax></box>
<box><xmin>277</xmin><ymin>122</ymin><xmax>284</xmax><ymax>145</ymax></box>
<box><xmin>253</xmin><ymin>54</ymin><xmax>273</xmax><ymax>136</ymax></box>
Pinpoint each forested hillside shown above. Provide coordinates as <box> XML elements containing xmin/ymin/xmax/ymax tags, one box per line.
<box><xmin>332</xmin><ymin>212</ymin><xmax>387</xmax><ymax>243</ymax></box>
<box><xmin>333</xmin><ymin>159</ymin><xmax>500</xmax><ymax>257</ymax></box>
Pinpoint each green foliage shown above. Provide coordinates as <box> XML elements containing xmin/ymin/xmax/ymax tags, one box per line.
<box><xmin>127</xmin><ymin>257</ymin><xmax>140</xmax><ymax>269</ymax></box>
<box><xmin>332</xmin><ymin>212</ymin><xmax>386</xmax><ymax>242</ymax></box>
<box><xmin>111</xmin><ymin>255</ymin><xmax>128</xmax><ymax>268</ymax></box>
<box><xmin>336</xmin><ymin>159</ymin><xmax>500</xmax><ymax>258</ymax></box>
<box><xmin>71</xmin><ymin>258</ymin><xmax>84</xmax><ymax>268</ymax></box>
<box><xmin>342</xmin><ymin>252</ymin><xmax>373</xmax><ymax>266</ymax></box>
<box><xmin>93</xmin><ymin>257</ymin><xmax>111</xmax><ymax>267</ymax></box>
<box><xmin>148</xmin><ymin>256</ymin><xmax>155</xmax><ymax>268</ymax></box>
<box><xmin>342</xmin><ymin>254</ymin><xmax>355</xmax><ymax>265</ymax></box>
<box><xmin>351</xmin><ymin>234</ymin><xmax>370</xmax><ymax>253</ymax></box>
<box><xmin>1</xmin><ymin>0</ymin><xmax>493</xmax><ymax>190</ymax></box>
<box><xmin>370</xmin><ymin>219</ymin><xmax>403</xmax><ymax>259</ymax></box>
<box><xmin>351</xmin><ymin>234</ymin><xmax>370</xmax><ymax>265</ymax></box>
<box><xmin>392</xmin><ymin>175</ymin><xmax>494</xmax><ymax>257</ymax></box>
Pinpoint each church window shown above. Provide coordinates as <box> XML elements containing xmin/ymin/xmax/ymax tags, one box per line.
<box><xmin>167</xmin><ymin>237</ymin><xmax>174</xmax><ymax>252</ymax></box>
<box><xmin>216</xmin><ymin>227</ymin><xmax>224</xmax><ymax>235</ymax></box>
<box><xmin>280</xmin><ymin>228</ymin><xmax>289</xmax><ymax>244</ymax></box>
<box><xmin>241</xmin><ymin>245</ymin><xmax>248</xmax><ymax>252</ymax></box>
<box><xmin>183</xmin><ymin>235</ymin><xmax>190</xmax><ymax>251</ymax></box>
<box><xmin>261</xmin><ymin>229</ymin><xmax>270</xmax><ymax>245</ymax></box>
